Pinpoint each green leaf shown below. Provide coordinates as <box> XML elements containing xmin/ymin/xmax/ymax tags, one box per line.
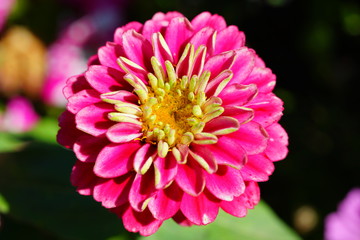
<box><xmin>0</xmin><ymin>117</ymin><xmax>59</xmax><ymax>153</ymax></box>
<box><xmin>0</xmin><ymin>133</ymin><xmax>26</xmax><ymax>152</ymax></box>
<box><xmin>0</xmin><ymin>193</ymin><xmax>10</xmax><ymax>214</ymax></box>
<box><xmin>25</xmin><ymin>117</ymin><xmax>59</xmax><ymax>144</ymax></box>
<box><xmin>139</xmin><ymin>201</ymin><xmax>301</xmax><ymax>240</ymax></box>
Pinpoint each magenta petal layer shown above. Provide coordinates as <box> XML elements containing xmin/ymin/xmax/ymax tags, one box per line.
<box><xmin>94</xmin><ymin>142</ymin><xmax>141</xmax><ymax>178</ymax></box>
<box><xmin>122</xmin><ymin>206</ymin><xmax>163</xmax><ymax>236</ymax></box>
<box><xmin>93</xmin><ymin>173</ymin><xmax>134</xmax><ymax>208</ymax></box>
<box><xmin>148</xmin><ymin>183</ymin><xmax>182</xmax><ymax>221</ymax></box>
<box><xmin>221</xmin><ymin>181</ymin><xmax>260</xmax><ymax>217</ymax></box>
<box><xmin>57</xmin><ymin>11</ymin><xmax>288</xmax><ymax>236</ymax></box>
<box><xmin>180</xmin><ymin>191</ymin><xmax>220</xmax><ymax>225</ymax></box>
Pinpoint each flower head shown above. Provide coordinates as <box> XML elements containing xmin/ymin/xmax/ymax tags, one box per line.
<box><xmin>58</xmin><ymin>11</ymin><xmax>288</xmax><ymax>236</ymax></box>
<box><xmin>325</xmin><ymin>188</ymin><xmax>360</xmax><ymax>240</ymax></box>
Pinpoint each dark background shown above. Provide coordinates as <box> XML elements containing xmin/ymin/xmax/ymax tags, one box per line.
<box><xmin>1</xmin><ymin>0</ymin><xmax>360</xmax><ymax>239</ymax></box>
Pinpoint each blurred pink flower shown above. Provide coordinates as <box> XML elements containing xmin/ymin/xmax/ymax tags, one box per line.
<box><xmin>42</xmin><ymin>0</ymin><xmax>127</xmax><ymax>107</ymax></box>
<box><xmin>42</xmin><ymin>39</ymin><xmax>87</xmax><ymax>107</ymax></box>
<box><xmin>0</xmin><ymin>96</ymin><xmax>39</xmax><ymax>133</ymax></box>
<box><xmin>41</xmin><ymin>17</ymin><xmax>92</xmax><ymax>107</ymax></box>
<box><xmin>57</xmin><ymin>11</ymin><xmax>288</xmax><ymax>236</ymax></box>
<box><xmin>325</xmin><ymin>188</ymin><xmax>360</xmax><ymax>240</ymax></box>
<box><xmin>0</xmin><ymin>0</ymin><xmax>14</xmax><ymax>30</ymax></box>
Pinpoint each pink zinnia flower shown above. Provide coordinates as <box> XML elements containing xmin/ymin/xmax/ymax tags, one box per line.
<box><xmin>325</xmin><ymin>188</ymin><xmax>360</xmax><ymax>240</ymax></box>
<box><xmin>0</xmin><ymin>96</ymin><xmax>39</xmax><ymax>133</ymax></box>
<box><xmin>58</xmin><ymin>11</ymin><xmax>288</xmax><ymax>236</ymax></box>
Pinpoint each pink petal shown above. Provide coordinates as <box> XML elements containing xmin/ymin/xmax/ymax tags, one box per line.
<box><xmin>129</xmin><ymin>168</ymin><xmax>157</xmax><ymax>212</ymax></box>
<box><xmin>173</xmin><ymin>144</ymin><xmax>189</xmax><ymax>164</ymax></box>
<box><xmin>94</xmin><ymin>142</ymin><xmax>141</xmax><ymax>178</ymax></box>
<box><xmin>57</xmin><ymin>110</ymin><xmax>82</xmax><ymax>149</ymax></box>
<box><xmin>97</xmin><ymin>42</ymin><xmax>123</xmax><ymax>70</ymax></box>
<box><xmin>203</xmin><ymin>116</ymin><xmax>240</xmax><ymax>135</ymax></box>
<box><xmin>189</xmin><ymin>144</ymin><xmax>217</xmax><ymax>174</ymax></box>
<box><xmin>229</xmin><ymin>121</ymin><xmax>269</xmax><ymax>155</ymax></box>
<box><xmin>93</xmin><ymin>173</ymin><xmax>134</xmax><ymax>208</ymax></box>
<box><xmin>241</xmin><ymin>154</ymin><xmax>275</xmax><ymax>181</ymax></box>
<box><xmin>205</xmin><ymin>165</ymin><xmax>245</xmax><ymax>201</ymax></box>
<box><xmin>219</xmin><ymin>84</ymin><xmax>258</xmax><ymax>106</ymax></box>
<box><xmin>229</xmin><ymin>47</ymin><xmax>255</xmax><ymax>85</ymax></box>
<box><xmin>87</xmin><ymin>54</ymin><xmax>100</xmax><ymax>66</ymax></box>
<box><xmin>85</xmin><ymin>65</ymin><xmax>129</xmax><ymax>93</ymax></box>
<box><xmin>176</xmin><ymin>160</ymin><xmax>205</xmax><ymax>196</ymax></box>
<box><xmin>114</xmin><ymin>21</ymin><xmax>143</xmax><ymax>44</ymax></box>
<box><xmin>100</xmin><ymin>90</ymin><xmax>138</xmax><ymax>104</ymax></box>
<box><xmin>172</xmin><ymin>211</ymin><xmax>194</xmax><ymax>226</ymax></box>
<box><xmin>106</xmin><ymin>122</ymin><xmax>142</xmax><ymax>143</ymax></box>
<box><xmin>264</xmin><ymin>123</ymin><xmax>289</xmax><ymax>161</ymax></box>
<box><xmin>191</xmin><ymin>12</ymin><xmax>227</xmax><ymax>31</ymax></box>
<box><xmin>205</xmin><ymin>69</ymin><xmax>233</xmax><ymax>97</ymax></box>
<box><xmin>246</xmin><ymin>92</ymin><xmax>284</xmax><ymax>127</ymax></box>
<box><xmin>214</xmin><ymin>26</ymin><xmax>245</xmax><ymax>55</ymax></box>
<box><xmin>254</xmin><ymin>54</ymin><xmax>266</xmax><ymax>67</ymax></box>
<box><xmin>203</xmin><ymin>51</ymin><xmax>236</xmax><ymax>83</ymax></box>
<box><xmin>109</xmin><ymin>203</ymin><xmax>128</xmax><ymax>216</ymax></box>
<box><xmin>148</xmin><ymin>183</ymin><xmax>183</xmax><ymax>220</ymax></box>
<box><xmin>223</xmin><ymin>106</ymin><xmax>254</xmax><ymax>125</ymax></box>
<box><xmin>180</xmin><ymin>191</ymin><xmax>220</xmax><ymax>225</ymax></box>
<box><xmin>165</xmin><ymin>17</ymin><xmax>193</xmax><ymax>63</ymax></box>
<box><xmin>70</xmin><ymin>161</ymin><xmax>98</xmax><ymax>196</ymax></box>
<box><xmin>122</xmin><ymin>30</ymin><xmax>153</xmax><ymax>71</ymax></box>
<box><xmin>192</xmin><ymin>45</ymin><xmax>207</xmax><ymax>76</ymax></box>
<box><xmin>189</xmin><ymin>27</ymin><xmax>215</xmax><ymax>54</ymax></box>
<box><xmin>75</xmin><ymin>102</ymin><xmax>114</xmax><ymax>136</ymax></box>
<box><xmin>221</xmin><ymin>181</ymin><xmax>260</xmax><ymax>217</ymax></box>
<box><xmin>153</xmin><ymin>154</ymin><xmax>178</xmax><ymax>189</ymax></box>
<box><xmin>133</xmin><ymin>143</ymin><xmax>157</xmax><ymax>174</ymax></box>
<box><xmin>142</xmin><ymin>12</ymin><xmax>185</xmax><ymax>40</ymax></box>
<box><xmin>73</xmin><ymin>134</ymin><xmax>108</xmax><ymax>163</ymax></box>
<box><xmin>117</xmin><ymin>56</ymin><xmax>149</xmax><ymax>83</ymax></box>
<box><xmin>152</xmin><ymin>11</ymin><xmax>184</xmax><ymax>21</ymax></box>
<box><xmin>63</xmin><ymin>74</ymin><xmax>91</xmax><ymax>99</ymax></box>
<box><xmin>67</xmin><ymin>89</ymin><xmax>101</xmax><ymax>114</ymax></box>
<box><xmin>176</xmin><ymin>44</ymin><xmax>194</xmax><ymax>78</ymax></box>
<box><xmin>122</xmin><ymin>206</ymin><xmax>163</xmax><ymax>236</ymax></box>
<box><xmin>205</xmin><ymin>135</ymin><xmax>247</xmax><ymax>169</ymax></box>
<box><xmin>142</xmin><ymin>20</ymin><xmax>165</xmax><ymax>41</ymax></box>
<box><xmin>242</xmin><ymin>67</ymin><xmax>276</xmax><ymax>93</ymax></box>
<box><xmin>152</xmin><ymin>32</ymin><xmax>174</xmax><ymax>67</ymax></box>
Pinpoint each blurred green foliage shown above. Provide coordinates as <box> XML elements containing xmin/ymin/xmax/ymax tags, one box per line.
<box><xmin>141</xmin><ymin>202</ymin><xmax>301</xmax><ymax>240</ymax></box>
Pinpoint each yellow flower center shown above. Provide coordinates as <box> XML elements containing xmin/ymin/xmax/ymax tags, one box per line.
<box><xmin>140</xmin><ymin>67</ymin><xmax>208</xmax><ymax>149</ymax></box>
<box><xmin>144</xmin><ymin>86</ymin><xmax>194</xmax><ymax>141</ymax></box>
<box><xmin>105</xmin><ymin>43</ymin><xmax>234</xmax><ymax>158</ymax></box>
